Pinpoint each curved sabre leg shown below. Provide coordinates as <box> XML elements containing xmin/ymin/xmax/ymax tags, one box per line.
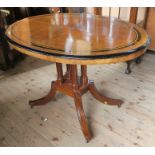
<box><xmin>74</xmin><ymin>92</ymin><xmax>92</xmax><ymax>142</ymax></box>
<box><xmin>29</xmin><ymin>82</ymin><xmax>56</xmax><ymax>108</ymax></box>
<box><xmin>88</xmin><ymin>81</ymin><xmax>123</xmax><ymax>108</ymax></box>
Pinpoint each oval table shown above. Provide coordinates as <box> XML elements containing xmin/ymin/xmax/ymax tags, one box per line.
<box><xmin>5</xmin><ymin>13</ymin><xmax>149</xmax><ymax>142</ymax></box>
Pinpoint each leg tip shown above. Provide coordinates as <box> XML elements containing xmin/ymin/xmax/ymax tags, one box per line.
<box><xmin>118</xmin><ymin>103</ymin><xmax>121</xmax><ymax>108</ymax></box>
<box><xmin>135</xmin><ymin>58</ymin><xmax>142</xmax><ymax>64</ymax></box>
<box><xmin>117</xmin><ymin>100</ymin><xmax>123</xmax><ymax>108</ymax></box>
<box><xmin>125</xmin><ymin>69</ymin><xmax>131</xmax><ymax>74</ymax></box>
<box><xmin>29</xmin><ymin>101</ymin><xmax>34</xmax><ymax>109</ymax></box>
<box><xmin>85</xmin><ymin>136</ymin><xmax>91</xmax><ymax>143</ymax></box>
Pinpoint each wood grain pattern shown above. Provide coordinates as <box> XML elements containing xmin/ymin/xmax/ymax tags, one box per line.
<box><xmin>6</xmin><ymin>13</ymin><xmax>149</xmax><ymax>64</ymax></box>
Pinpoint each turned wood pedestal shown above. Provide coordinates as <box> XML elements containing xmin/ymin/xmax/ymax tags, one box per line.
<box><xmin>29</xmin><ymin>63</ymin><xmax>123</xmax><ymax>142</ymax></box>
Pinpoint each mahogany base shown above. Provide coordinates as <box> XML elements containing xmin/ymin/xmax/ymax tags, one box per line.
<box><xmin>29</xmin><ymin>63</ymin><xmax>123</xmax><ymax>142</ymax></box>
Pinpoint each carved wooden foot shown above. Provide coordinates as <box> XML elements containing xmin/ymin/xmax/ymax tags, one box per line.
<box><xmin>29</xmin><ymin>82</ymin><xmax>56</xmax><ymax>108</ymax></box>
<box><xmin>74</xmin><ymin>92</ymin><xmax>92</xmax><ymax>142</ymax></box>
<box><xmin>88</xmin><ymin>81</ymin><xmax>123</xmax><ymax>108</ymax></box>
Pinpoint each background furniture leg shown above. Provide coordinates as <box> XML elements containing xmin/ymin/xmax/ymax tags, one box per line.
<box><xmin>135</xmin><ymin>56</ymin><xmax>142</xmax><ymax>64</ymax></box>
<box><xmin>125</xmin><ymin>61</ymin><xmax>132</xmax><ymax>74</ymax></box>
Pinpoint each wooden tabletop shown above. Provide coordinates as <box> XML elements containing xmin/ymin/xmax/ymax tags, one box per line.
<box><xmin>6</xmin><ymin>13</ymin><xmax>149</xmax><ymax>65</ymax></box>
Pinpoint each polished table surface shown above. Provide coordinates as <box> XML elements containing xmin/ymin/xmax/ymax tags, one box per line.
<box><xmin>6</xmin><ymin>13</ymin><xmax>149</xmax><ymax>64</ymax></box>
<box><xmin>6</xmin><ymin>13</ymin><xmax>149</xmax><ymax>142</ymax></box>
